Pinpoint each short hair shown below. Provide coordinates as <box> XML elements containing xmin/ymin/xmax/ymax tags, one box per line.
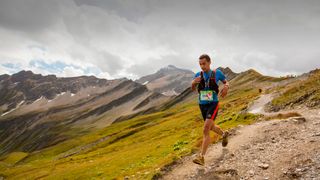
<box><xmin>199</xmin><ymin>54</ymin><xmax>211</xmax><ymax>62</ymax></box>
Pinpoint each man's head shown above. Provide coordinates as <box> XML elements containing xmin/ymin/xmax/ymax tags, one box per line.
<box><xmin>199</xmin><ymin>54</ymin><xmax>211</xmax><ymax>72</ymax></box>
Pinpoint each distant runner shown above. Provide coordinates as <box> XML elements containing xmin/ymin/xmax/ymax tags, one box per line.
<box><xmin>191</xmin><ymin>54</ymin><xmax>230</xmax><ymax>166</ymax></box>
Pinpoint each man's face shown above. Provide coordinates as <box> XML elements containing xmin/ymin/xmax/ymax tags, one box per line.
<box><xmin>199</xmin><ymin>58</ymin><xmax>211</xmax><ymax>72</ymax></box>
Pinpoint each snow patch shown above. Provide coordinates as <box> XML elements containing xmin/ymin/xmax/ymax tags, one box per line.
<box><xmin>161</xmin><ymin>89</ymin><xmax>179</xmax><ymax>96</ymax></box>
<box><xmin>57</xmin><ymin>92</ymin><xmax>66</xmax><ymax>96</ymax></box>
<box><xmin>17</xmin><ymin>100</ymin><xmax>25</xmax><ymax>106</ymax></box>
<box><xmin>71</xmin><ymin>93</ymin><xmax>75</xmax><ymax>97</ymax></box>
<box><xmin>1</xmin><ymin>108</ymin><xmax>16</xmax><ymax>116</ymax></box>
<box><xmin>142</xmin><ymin>81</ymin><xmax>149</xmax><ymax>85</ymax></box>
<box><xmin>33</xmin><ymin>96</ymin><xmax>43</xmax><ymax>103</ymax></box>
<box><xmin>1</xmin><ymin>100</ymin><xmax>24</xmax><ymax>116</ymax></box>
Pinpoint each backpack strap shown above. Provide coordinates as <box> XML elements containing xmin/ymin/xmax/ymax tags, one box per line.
<box><xmin>209</xmin><ymin>69</ymin><xmax>219</xmax><ymax>94</ymax></box>
<box><xmin>209</xmin><ymin>69</ymin><xmax>216</xmax><ymax>84</ymax></box>
<box><xmin>200</xmin><ymin>71</ymin><xmax>204</xmax><ymax>79</ymax></box>
<box><xmin>197</xmin><ymin>71</ymin><xmax>205</xmax><ymax>93</ymax></box>
<box><xmin>211</xmin><ymin>69</ymin><xmax>216</xmax><ymax>79</ymax></box>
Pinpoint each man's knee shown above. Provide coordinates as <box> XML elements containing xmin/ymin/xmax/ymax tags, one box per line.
<box><xmin>211</xmin><ymin>123</ymin><xmax>220</xmax><ymax>129</ymax></box>
<box><xmin>203</xmin><ymin>128</ymin><xmax>210</xmax><ymax>135</ymax></box>
<box><xmin>203</xmin><ymin>120</ymin><xmax>212</xmax><ymax>134</ymax></box>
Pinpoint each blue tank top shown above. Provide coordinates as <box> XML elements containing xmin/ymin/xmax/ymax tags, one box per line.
<box><xmin>193</xmin><ymin>69</ymin><xmax>226</xmax><ymax>104</ymax></box>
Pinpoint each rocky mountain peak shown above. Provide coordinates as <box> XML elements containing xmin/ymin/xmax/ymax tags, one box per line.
<box><xmin>136</xmin><ymin>65</ymin><xmax>195</xmax><ymax>96</ymax></box>
<box><xmin>217</xmin><ymin>66</ymin><xmax>238</xmax><ymax>80</ymax></box>
<box><xmin>157</xmin><ymin>65</ymin><xmax>193</xmax><ymax>74</ymax></box>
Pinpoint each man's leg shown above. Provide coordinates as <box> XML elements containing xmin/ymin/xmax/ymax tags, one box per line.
<box><xmin>211</xmin><ymin>123</ymin><xmax>229</xmax><ymax>147</ymax></box>
<box><xmin>208</xmin><ymin>102</ymin><xmax>221</xmax><ymax>135</ymax></box>
<box><xmin>200</xmin><ymin>118</ymin><xmax>213</xmax><ymax>156</ymax></box>
<box><xmin>207</xmin><ymin>102</ymin><xmax>229</xmax><ymax>147</ymax></box>
<box><xmin>211</xmin><ymin>123</ymin><xmax>223</xmax><ymax>136</ymax></box>
<box><xmin>193</xmin><ymin>104</ymin><xmax>209</xmax><ymax>165</ymax></box>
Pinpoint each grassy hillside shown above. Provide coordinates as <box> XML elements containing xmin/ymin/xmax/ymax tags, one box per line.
<box><xmin>270</xmin><ymin>69</ymin><xmax>320</xmax><ymax>111</ymax></box>
<box><xmin>0</xmin><ymin>84</ymin><xmax>262</xmax><ymax>179</ymax></box>
<box><xmin>3</xmin><ymin>67</ymin><xmax>292</xmax><ymax>179</ymax></box>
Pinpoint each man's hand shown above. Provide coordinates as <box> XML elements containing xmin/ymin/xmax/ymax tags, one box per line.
<box><xmin>191</xmin><ymin>77</ymin><xmax>201</xmax><ymax>91</ymax></box>
<box><xmin>192</xmin><ymin>77</ymin><xmax>201</xmax><ymax>85</ymax></box>
<box><xmin>219</xmin><ymin>81</ymin><xmax>229</xmax><ymax>98</ymax></box>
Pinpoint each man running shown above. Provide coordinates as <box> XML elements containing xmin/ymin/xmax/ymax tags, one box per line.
<box><xmin>191</xmin><ymin>54</ymin><xmax>230</xmax><ymax>166</ymax></box>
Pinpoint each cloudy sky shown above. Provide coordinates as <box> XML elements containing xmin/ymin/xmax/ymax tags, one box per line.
<box><xmin>0</xmin><ymin>0</ymin><xmax>319</xmax><ymax>80</ymax></box>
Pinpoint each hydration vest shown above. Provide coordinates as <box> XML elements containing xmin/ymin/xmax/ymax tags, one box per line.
<box><xmin>197</xmin><ymin>69</ymin><xmax>219</xmax><ymax>94</ymax></box>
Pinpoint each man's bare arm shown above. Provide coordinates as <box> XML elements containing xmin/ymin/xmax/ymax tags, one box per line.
<box><xmin>220</xmin><ymin>79</ymin><xmax>229</xmax><ymax>98</ymax></box>
<box><xmin>222</xmin><ymin>79</ymin><xmax>229</xmax><ymax>86</ymax></box>
<box><xmin>191</xmin><ymin>77</ymin><xmax>201</xmax><ymax>91</ymax></box>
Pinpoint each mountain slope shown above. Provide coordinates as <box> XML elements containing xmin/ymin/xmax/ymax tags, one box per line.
<box><xmin>0</xmin><ymin>70</ymin><xmax>110</xmax><ymax>113</ymax></box>
<box><xmin>0</xmin><ymin>80</ymin><xmax>261</xmax><ymax>179</ymax></box>
<box><xmin>217</xmin><ymin>67</ymin><xmax>238</xmax><ymax>81</ymax></box>
<box><xmin>135</xmin><ymin>65</ymin><xmax>195</xmax><ymax>96</ymax></box>
<box><xmin>0</xmin><ymin>67</ymin><xmax>291</xmax><ymax>179</ymax></box>
<box><xmin>268</xmin><ymin>69</ymin><xmax>320</xmax><ymax>111</ymax></box>
<box><xmin>0</xmin><ymin>71</ymin><xmax>170</xmax><ymax>156</ymax></box>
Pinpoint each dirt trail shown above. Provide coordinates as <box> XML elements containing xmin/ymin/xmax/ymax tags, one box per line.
<box><xmin>161</xmin><ymin>94</ymin><xmax>320</xmax><ymax>180</ymax></box>
<box><xmin>247</xmin><ymin>94</ymin><xmax>273</xmax><ymax>114</ymax></box>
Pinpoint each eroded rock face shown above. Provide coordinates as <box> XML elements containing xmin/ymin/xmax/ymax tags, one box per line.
<box><xmin>0</xmin><ymin>70</ymin><xmax>109</xmax><ymax>111</ymax></box>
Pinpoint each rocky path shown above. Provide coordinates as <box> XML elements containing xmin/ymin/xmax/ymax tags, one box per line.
<box><xmin>161</xmin><ymin>94</ymin><xmax>320</xmax><ymax>180</ymax></box>
<box><xmin>247</xmin><ymin>94</ymin><xmax>273</xmax><ymax>114</ymax></box>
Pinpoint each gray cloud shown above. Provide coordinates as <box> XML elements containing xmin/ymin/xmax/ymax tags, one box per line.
<box><xmin>0</xmin><ymin>0</ymin><xmax>60</xmax><ymax>32</ymax></box>
<box><xmin>0</xmin><ymin>0</ymin><xmax>319</xmax><ymax>79</ymax></box>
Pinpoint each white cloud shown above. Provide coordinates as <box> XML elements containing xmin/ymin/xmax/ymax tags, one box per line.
<box><xmin>0</xmin><ymin>0</ymin><xmax>320</xmax><ymax>79</ymax></box>
<box><xmin>0</xmin><ymin>65</ymin><xmax>10</xmax><ymax>75</ymax></box>
<box><xmin>60</xmin><ymin>66</ymin><xmax>85</xmax><ymax>77</ymax></box>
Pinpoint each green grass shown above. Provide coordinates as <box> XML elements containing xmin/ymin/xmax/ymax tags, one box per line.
<box><xmin>0</xmin><ymin>85</ymin><xmax>262</xmax><ymax>179</ymax></box>
<box><xmin>0</xmin><ymin>152</ymin><xmax>28</xmax><ymax>165</ymax></box>
<box><xmin>271</xmin><ymin>69</ymin><xmax>320</xmax><ymax>109</ymax></box>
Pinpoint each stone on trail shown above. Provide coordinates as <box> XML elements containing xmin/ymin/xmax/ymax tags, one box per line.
<box><xmin>258</xmin><ymin>163</ymin><xmax>269</xmax><ymax>169</ymax></box>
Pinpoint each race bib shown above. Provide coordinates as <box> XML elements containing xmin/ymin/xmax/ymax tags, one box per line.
<box><xmin>200</xmin><ymin>90</ymin><xmax>214</xmax><ymax>101</ymax></box>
